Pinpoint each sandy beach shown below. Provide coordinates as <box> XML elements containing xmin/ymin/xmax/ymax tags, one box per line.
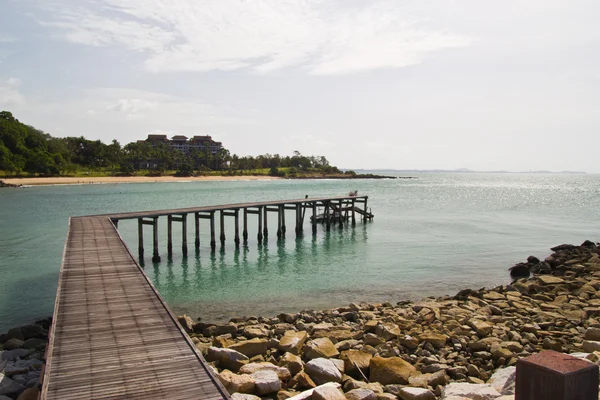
<box><xmin>2</xmin><ymin>175</ymin><xmax>281</xmax><ymax>186</ymax></box>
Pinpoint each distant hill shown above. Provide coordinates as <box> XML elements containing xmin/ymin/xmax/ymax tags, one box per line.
<box><xmin>345</xmin><ymin>168</ymin><xmax>587</xmax><ymax>174</ymax></box>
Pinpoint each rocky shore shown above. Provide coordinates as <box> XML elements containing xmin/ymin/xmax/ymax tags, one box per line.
<box><xmin>2</xmin><ymin>241</ymin><xmax>600</xmax><ymax>399</ymax></box>
<box><xmin>0</xmin><ymin>180</ymin><xmax>21</xmax><ymax>188</ymax></box>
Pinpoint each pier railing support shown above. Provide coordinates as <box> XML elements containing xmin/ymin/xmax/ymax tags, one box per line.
<box><xmin>138</xmin><ymin>218</ymin><xmax>144</xmax><ymax>260</ymax></box>
<box><xmin>257</xmin><ymin>206</ymin><xmax>263</xmax><ymax>243</ymax></box>
<box><xmin>167</xmin><ymin>215</ymin><xmax>173</xmax><ymax>258</ymax></box>
<box><xmin>243</xmin><ymin>208</ymin><xmax>248</xmax><ymax>244</ymax></box>
<box><xmin>220</xmin><ymin>210</ymin><xmax>226</xmax><ymax>246</ymax></box>
<box><xmin>194</xmin><ymin>212</ymin><xmax>200</xmax><ymax>250</ymax></box>
<box><xmin>234</xmin><ymin>209</ymin><xmax>240</xmax><ymax>247</ymax></box>
<box><xmin>152</xmin><ymin>217</ymin><xmax>160</xmax><ymax>262</ymax></box>
<box><xmin>312</xmin><ymin>203</ymin><xmax>317</xmax><ymax>234</ymax></box>
<box><xmin>210</xmin><ymin>211</ymin><xmax>216</xmax><ymax>251</ymax></box>
<box><xmin>181</xmin><ymin>213</ymin><xmax>188</xmax><ymax>256</ymax></box>
<box><xmin>277</xmin><ymin>206</ymin><xmax>283</xmax><ymax>239</ymax></box>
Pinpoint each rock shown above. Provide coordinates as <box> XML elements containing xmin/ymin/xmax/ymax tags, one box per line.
<box><xmin>278</xmin><ymin>313</ymin><xmax>296</xmax><ymax>323</ymax></box>
<box><xmin>537</xmin><ymin>276</ymin><xmax>564</xmax><ymax>285</ymax></box>
<box><xmin>419</xmin><ymin>333</ymin><xmax>448</xmax><ymax>349</ymax></box>
<box><xmin>242</xmin><ymin>325</ymin><xmax>270</xmax><ymax>339</ymax></box>
<box><xmin>16</xmin><ymin>387</ymin><xmax>39</xmax><ymax>400</ymax></box>
<box><xmin>583</xmin><ymin>341</ymin><xmax>600</xmax><ymax>353</ymax></box>
<box><xmin>312</xmin><ymin>384</ymin><xmax>346</xmax><ymax>400</ymax></box>
<box><xmin>287</xmin><ymin>382</ymin><xmax>342</xmax><ymax>400</ymax></box>
<box><xmin>0</xmin><ymin>373</ymin><xmax>23</xmax><ymax>397</ymax></box>
<box><xmin>231</xmin><ymin>393</ymin><xmax>261</xmax><ymax>400</ymax></box>
<box><xmin>467</xmin><ymin>320</ymin><xmax>493</xmax><ymax>337</ymax></box>
<box><xmin>488</xmin><ymin>366</ymin><xmax>516</xmax><ymax>395</ymax></box>
<box><xmin>398</xmin><ymin>387</ymin><xmax>436</xmax><ymax>400</ymax></box>
<box><xmin>305</xmin><ymin>358</ymin><xmax>343</xmax><ymax>385</ymax></box>
<box><xmin>375</xmin><ymin>393</ymin><xmax>397</xmax><ymax>400</ymax></box>
<box><xmin>19</xmin><ymin>326</ymin><xmax>45</xmax><ymax>341</ymax></box>
<box><xmin>3</xmin><ymin>339</ymin><xmax>24</xmax><ymax>351</ymax></box>
<box><xmin>345</xmin><ymin>388</ymin><xmax>377</xmax><ymax>400</ymax></box>
<box><xmin>280</xmin><ymin>331</ymin><xmax>308</xmax><ymax>355</ymax></box>
<box><xmin>369</xmin><ymin>356</ymin><xmax>416</xmax><ymax>385</ymax></box>
<box><xmin>585</xmin><ymin>327</ymin><xmax>600</xmax><ymax>342</ymax></box>
<box><xmin>374</xmin><ymin>324</ymin><xmax>400</xmax><ymax>341</ymax></box>
<box><xmin>340</xmin><ymin>350</ymin><xmax>372</xmax><ymax>378</ymax></box>
<box><xmin>5</xmin><ymin>328</ymin><xmax>23</xmax><ymax>341</ymax></box>
<box><xmin>206</xmin><ymin>347</ymin><xmax>249</xmax><ymax>371</ymax></box>
<box><xmin>239</xmin><ymin>362</ymin><xmax>291</xmax><ymax>381</ymax></box>
<box><xmin>177</xmin><ymin>315</ymin><xmax>194</xmax><ymax>332</ymax></box>
<box><xmin>427</xmin><ymin>370</ymin><xmax>449</xmax><ymax>387</ymax></box>
<box><xmin>304</xmin><ymin>338</ymin><xmax>339</xmax><ymax>360</ymax></box>
<box><xmin>219</xmin><ymin>370</ymin><xmax>256</xmax><ymax>394</ymax></box>
<box><xmin>291</xmin><ymin>371</ymin><xmax>317</xmax><ymax>390</ymax></box>
<box><xmin>229</xmin><ymin>338</ymin><xmax>269</xmax><ymax>358</ymax></box>
<box><xmin>21</xmin><ymin>339</ymin><xmax>45</xmax><ymax>350</ymax></box>
<box><xmin>442</xmin><ymin>383</ymin><xmax>501</xmax><ymax>400</ymax></box>
<box><xmin>251</xmin><ymin>369</ymin><xmax>281</xmax><ymax>395</ymax></box>
<box><xmin>0</xmin><ymin>349</ymin><xmax>30</xmax><ymax>361</ymax></box>
<box><xmin>280</xmin><ymin>352</ymin><xmax>304</xmax><ymax>376</ymax></box>
<box><xmin>492</xmin><ymin>348</ymin><xmax>514</xmax><ymax>361</ymax></box>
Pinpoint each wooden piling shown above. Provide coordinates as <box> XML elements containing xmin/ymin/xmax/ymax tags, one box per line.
<box><xmin>138</xmin><ymin>218</ymin><xmax>144</xmax><ymax>260</ymax></box>
<box><xmin>243</xmin><ymin>208</ymin><xmax>248</xmax><ymax>244</ymax></box>
<box><xmin>220</xmin><ymin>210</ymin><xmax>226</xmax><ymax>246</ymax></box>
<box><xmin>112</xmin><ymin>219</ymin><xmax>118</xmax><ymax>228</ymax></box>
<box><xmin>167</xmin><ymin>215</ymin><xmax>173</xmax><ymax>258</ymax></box>
<box><xmin>295</xmin><ymin>203</ymin><xmax>301</xmax><ymax>236</ymax></box>
<box><xmin>338</xmin><ymin>200</ymin><xmax>344</xmax><ymax>228</ymax></box>
<box><xmin>257</xmin><ymin>207</ymin><xmax>263</xmax><ymax>243</ymax></box>
<box><xmin>277</xmin><ymin>206</ymin><xmax>282</xmax><ymax>239</ymax></box>
<box><xmin>263</xmin><ymin>207</ymin><xmax>268</xmax><ymax>239</ymax></box>
<box><xmin>363</xmin><ymin>198</ymin><xmax>368</xmax><ymax>222</ymax></box>
<box><xmin>325</xmin><ymin>201</ymin><xmax>331</xmax><ymax>231</ymax></box>
<box><xmin>281</xmin><ymin>206</ymin><xmax>286</xmax><ymax>236</ymax></box>
<box><xmin>234</xmin><ymin>209</ymin><xmax>240</xmax><ymax>247</ymax></box>
<box><xmin>312</xmin><ymin>202</ymin><xmax>317</xmax><ymax>234</ymax></box>
<box><xmin>181</xmin><ymin>214</ymin><xmax>188</xmax><ymax>256</ymax></box>
<box><xmin>194</xmin><ymin>212</ymin><xmax>200</xmax><ymax>250</ymax></box>
<box><xmin>351</xmin><ymin>199</ymin><xmax>356</xmax><ymax>225</ymax></box>
<box><xmin>210</xmin><ymin>211</ymin><xmax>216</xmax><ymax>251</ymax></box>
<box><xmin>152</xmin><ymin>217</ymin><xmax>160</xmax><ymax>262</ymax></box>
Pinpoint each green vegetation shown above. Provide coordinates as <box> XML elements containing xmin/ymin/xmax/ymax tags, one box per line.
<box><xmin>0</xmin><ymin>111</ymin><xmax>343</xmax><ymax>178</ymax></box>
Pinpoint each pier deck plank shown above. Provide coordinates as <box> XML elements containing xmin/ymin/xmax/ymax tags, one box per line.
<box><xmin>41</xmin><ymin>216</ymin><xmax>229</xmax><ymax>400</ymax></box>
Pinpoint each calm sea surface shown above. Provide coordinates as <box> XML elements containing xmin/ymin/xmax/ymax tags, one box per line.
<box><xmin>0</xmin><ymin>173</ymin><xmax>599</xmax><ymax>331</ymax></box>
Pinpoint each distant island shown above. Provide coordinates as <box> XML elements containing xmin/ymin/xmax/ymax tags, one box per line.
<box><xmin>0</xmin><ymin>110</ymin><xmax>395</xmax><ymax>182</ymax></box>
<box><xmin>348</xmin><ymin>168</ymin><xmax>587</xmax><ymax>174</ymax></box>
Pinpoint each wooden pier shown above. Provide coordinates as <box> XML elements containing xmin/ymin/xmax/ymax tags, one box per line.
<box><xmin>100</xmin><ymin>195</ymin><xmax>372</xmax><ymax>262</ymax></box>
<box><xmin>41</xmin><ymin>217</ymin><xmax>230</xmax><ymax>399</ymax></box>
<box><xmin>42</xmin><ymin>195</ymin><xmax>373</xmax><ymax>399</ymax></box>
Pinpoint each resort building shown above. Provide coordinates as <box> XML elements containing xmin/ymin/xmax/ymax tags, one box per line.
<box><xmin>145</xmin><ymin>134</ymin><xmax>223</xmax><ymax>154</ymax></box>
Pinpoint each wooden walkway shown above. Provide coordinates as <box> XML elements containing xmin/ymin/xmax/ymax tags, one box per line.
<box><xmin>41</xmin><ymin>216</ymin><xmax>229</xmax><ymax>400</ymax></box>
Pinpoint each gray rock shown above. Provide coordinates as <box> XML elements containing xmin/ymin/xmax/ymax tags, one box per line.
<box><xmin>0</xmin><ymin>349</ymin><xmax>30</xmax><ymax>362</ymax></box>
<box><xmin>305</xmin><ymin>358</ymin><xmax>343</xmax><ymax>385</ymax></box>
<box><xmin>488</xmin><ymin>366</ymin><xmax>516</xmax><ymax>395</ymax></box>
<box><xmin>3</xmin><ymin>339</ymin><xmax>24</xmax><ymax>351</ymax></box>
<box><xmin>0</xmin><ymin>373</ymin><xmax>24</xmax><ymax>396</ymax></box>
<box><xmin>251</xmin><ymin>369</ymin><xmax>281</xmax><ymax>395</ymax></box>
<box><xmin>205</xmin><ymin>347</ymin><xmax>249</xmax><ymax>371</ymax></box>
<box><xmin>312</xmin><ymin>384</ymin><xmax>346</xmax><ymax>400</ymax></box>
<box><xmin>231</xmin><ymin>393</ymin><xmax>261</xmax><ymax>400</ymax></box>
<box><xmin>345</xmin><ymin>388</ymin><xmax>376</xmax><ymax>400</ymax></box>
<box><xmin>398</xmin><ymin>387</ymin><xmax>436</xmax><ymax>400</ymax></box>
<box><xmin>442</xmin><ymin>383</ymin><xmax>500</xmax><ymax>400</ymax></box>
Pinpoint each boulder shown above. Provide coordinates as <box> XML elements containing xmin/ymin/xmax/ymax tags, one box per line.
<box><xmin>231</xmin><ymin>393</ymin><xmax>261</xmax><ymax>400</ymax></box>
<box><xmin>488</xmin><ymin>367</ymin><xmax>516</xmax><ymax>395</ymax></box>
<box><xmin>345</xmin><ymin>388</ymin><xmax>377</xmax><ymax>400</ymax></box>
<box><xmin>239</xmin><ymin>362</ymin><xmax>291</xmax><ymax>381</ymax></box>
<box><xmin>585</xmin><ymin>327</ymin><xmax>600</xmax><ymax>342</ymax></box>
<box><xmin>291</xmin><ymin>371</ymin><xmax>317</xmax><ymax>390</ymax></box>
<box><xmin>340</xmin><ymin>350</ymin><xmax>372</xmax><ymax>378</ymax></box>
<box><xmin>16</xmin><ymin>387</ymin><xmax>39</xmax><ymax>400</ymax></box>
<box><xmin>286</xmin><ymin>382</ymin><xmax>342</xmax><ymax>400</ymax></box>
<box><xmin>398</xmin><ymin>387</ymin><xmax>436</xmax><ymax>400</ymax></box>
<box><xmin>374</xmin><ymin>324</ymin><xmax>400</xmax><ymax>341</ymax></box>
<box><xmin>582</xmin><ymin>341</ymin><xmax>600</xmax><ymax>353</ymax></box>
<box><xmin>21</xmin><ymin>339</ymin><xmax>46</xmax><ymax>350</ymax></box>
<box><xmin>419</xmin><ymin>333</ymin><xmax>448</xmax><ymax>349</ymax></box>
<box><xmin>242</xmin><ymin>325</ymin><xmax>270</xmax><ymax>339</ymax></box>
<box><xmin>280</xmin><ymin>331</ymin><xmax>308</xmax><ymax>355</ymax></box>
<box><xmin>280</xmin><ymin>352</ymin><xmax>304</xmax><ymax>376</ymax></box>
<box><xmin>442</xmin><ymin>383</ymin><xmax>500</xmax><ymax>400</ymax></box>
<box><xmin>5</xmin><ymin>328</ymin><xmax>23</xmax><ymax>341</ymax></box>
<box><xmin>206</xmin><ymin>347</ymin><xmax>249</xmax><ymax>371</ymax></box>
<box><xmin>305</xmin><ymin>358</ymin><xmax>343</xmax><ymax>385</ymax></box>
<box><xmin>369</xmin><ymin>357</ymin><xmax>416</xmax><ymax>385</ymax></box>
<box><xmin>537</xmin><ymin>275</ymin><xmax>564</xmax><ymax>285</ymax></box>
<box><xmin>312</xmin><ymin>384</ymin><xmax>346</xmax><ymax>400</ymax></box>
<box><xmin>19</xmin><ymin>325</ymin><xmax>44</xmax><ymax>341</ymax></box>
<box><xmin>251</xmin><ymin>369</ymin><xmax>281</xmax><ymax>395</ymax></box>
<box><xmin>304</xmin><ymin>338</ymin><xmax>339</xmax><ymax>360</ymax></box>
<box><xmin>0</xmin><ymin>349</ymin><xmax>30</xmax><ymax>361</ymax></box>
<box><xmin>228</xmin><ymin>338</ymin><xmax>269</xmax><ymax>358</ymax></box>
<box><xmin>467</xmin><ymin>320</ymin><xmax>493</xmax><ymax>337</ymax></box>
<box><xmin>177</xmin><ymin>315</ymin><xmax>194</xmax><ymax>332</ymax></box>
<box><xmin>219</xmin><ymin>370</ymin><xmax>255</xmax><ymax>394</ymax></box>
<box><xmin>3</xmin><ymin>339</ymin><xmax>24</xmax><ymax>351</ymax></box>
<box><xmin>0</xmin><ymin>373</ymin><xmax>24</xmax><ymax>397</ymax></box>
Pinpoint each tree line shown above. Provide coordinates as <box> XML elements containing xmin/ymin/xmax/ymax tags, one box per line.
<box><xmin>0</xmin><ymin>111</ymin><xmax>341</xmax><ymax>177</ymax></box>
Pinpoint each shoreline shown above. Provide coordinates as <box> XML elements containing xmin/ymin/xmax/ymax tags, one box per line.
<box><xmin>2</xmin><ymin>241</ymin><xmax>599</xmax><ymax>399</ymax></box>
<box><xmin>1</xmin><ymin>175</ymin><xmax>282</xmax><ymax>186</ymax></box>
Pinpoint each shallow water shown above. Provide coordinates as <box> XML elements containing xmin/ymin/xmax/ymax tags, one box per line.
<box><xmin>1</xmin><ymin>173</ymin><xmax>599</xmax><ymax>331</ymax></box>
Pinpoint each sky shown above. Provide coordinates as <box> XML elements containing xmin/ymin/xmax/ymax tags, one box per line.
<box><xmin>0</xmin><ymin>0</ymin><xmax>599</xmax><ymax>172</ymax></box>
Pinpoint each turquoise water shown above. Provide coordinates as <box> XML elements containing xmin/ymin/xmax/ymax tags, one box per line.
<box><xmin>0</xmin><ymin>173</ymin><xmax>599</xmax><ymax>331</ymax></box>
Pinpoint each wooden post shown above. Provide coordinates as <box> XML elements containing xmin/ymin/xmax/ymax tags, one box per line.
<box><xmin>152</xmin><ymin>217</ymin><xmax>161</xmax><ymax>262</ymax></box>
<box><xmin>363</xmin><ymin>198</ymin><xmax>368</xmax><ymax>222</ymax></box>
<box><xmin>112</xmin><ymin>219</ymin><xmax>118</xmax><ymax>229</ymax></box>
<box><xmin>263</xmin><ymin>207</ymin><xmax>268</xmax><ymax>239</ymax></box>
<box><xmin>338</xmin><ymin>200</ymin><xmax>344</xmax><ymax>228</ymax></box>
<box><xmin>234</xmin><ymin>209</ymin><xmax>240</xmax><ymax>247</ymax></box>
<box><xmin>295</xmin><ymin>203</ymin><xmax>301</xmax><ymax>236</ymax></box>
<box><xmin>325</xmin><ymin>201</ymin><xmax>331</xmax><ymax>231</ymax></box>
<box><xmin>182</xmin><ymin>213</ymin><xmax>188</xmax><ymax>256</ymax></box>
<box><xmin>277</xmin><ymin>206</ymin><xmax>282</xmax><ymax>239</ymax></box>
<box><xmin>257</xmin><ymin>207</ymin><xmax>263</xmax><ymax>243</ymax></box>
<box><xmin>281</xmin><ymin>206</ymin><xmax>286</xmax><ymax>236</ymax></box>
<box><xmin>351</xmin><ymin>199</ymin><xmax>356</xmax><ymax>225</ymax></box>
<box><xmin>138</xmin><ymin>218</ymin><xmax>144</xmax><ymax>260</ymax></box>
<box><xmin>194</xmin><ymin>212</ymin><xmax>200</xmax><ymax>250</ymax></box>
<box><xmin>167</xmin><ymin>215</ymin><xmax>173</xmax><ymax>258</ymax></box>
<box><xmin>220</xmin><ymin>210</ymin><xmax>226</xmax><ymax>246</ymax></box>
<box><xmin>312</xmin><ymin>202</ymin><xmax>317</xmax><ymax>234</ymax></box>
<box><xmin>243</xmin><ymin>208</ymin><xmax>248</xmax><ymax>244</ymax></box>
<box><xmin>210</xmin><ymin>211</ymin><xmax>216</xmax><ymax>251</ymax></box>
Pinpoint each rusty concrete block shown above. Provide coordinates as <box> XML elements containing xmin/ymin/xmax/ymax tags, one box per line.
<box><xmin>516</xmin><ymin>350</ymin><xmax>599</xmax><ymax>400</ymax></box>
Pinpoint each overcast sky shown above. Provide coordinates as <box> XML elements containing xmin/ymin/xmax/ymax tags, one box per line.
<box><xmin>1</xmin><ymin>0</ymin><xmax>599</xmax><ymax>172</ymax></box>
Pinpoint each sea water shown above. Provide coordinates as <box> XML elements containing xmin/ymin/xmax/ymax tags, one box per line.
<box><xmin>0</xmin><ymin>173</ymin><xmax>599</xmax><ymax>331</ymax></box>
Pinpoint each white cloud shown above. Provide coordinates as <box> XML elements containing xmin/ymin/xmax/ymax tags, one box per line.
<box><xmin>0</xmin><ymin>36</ymin><xmax>16</xmax><ymax>43</ymax></box>
<box><xmin>38</xmin><ymin>0</ymin><xmax>472</xmax><ymax>75</ymax></box>
<box><xmin>0</xmin><ymin>77</ymin><xmax>25</xmax><ymax>106</ymax></box>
